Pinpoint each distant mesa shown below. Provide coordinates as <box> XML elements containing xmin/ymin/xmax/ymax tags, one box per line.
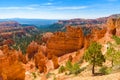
<box><xmin>54</xmin><ymin>14</ymin><xmax>120</xmax><ymax>29</ymax></box>
<box><xmin>0</xmin><ymin>21</ymin><xmax>20</xmax><ymax>27</ymax></box>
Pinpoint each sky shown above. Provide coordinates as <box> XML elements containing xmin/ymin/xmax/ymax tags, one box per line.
<box><xmin>0</xmin><ymin>0</ymin><xmax>120</xmax><ymax>19</ymax></box>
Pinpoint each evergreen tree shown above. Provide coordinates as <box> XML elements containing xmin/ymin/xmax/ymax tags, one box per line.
<box><xmin>84</xmin><ymin>42</ymin><xmax>105</xmax><ymax>74</ymax></box>
<box><xmin>106</xmin><ymin>42</ymin><xmax>120</xmax><ymax>67</ymax></box>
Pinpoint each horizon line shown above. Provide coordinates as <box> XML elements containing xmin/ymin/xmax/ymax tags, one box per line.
<box><xmin>0</xmin><ymin>13</ymin><xmax>120</xmax><ymax>20</ymax></box>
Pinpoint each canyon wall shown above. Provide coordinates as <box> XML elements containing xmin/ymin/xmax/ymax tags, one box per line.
<box><xmin>107</xmin><ymin>18</ymin><xmax>120</xmax><ymax>36</ymax></box>
<box><xmin>46</xmin><ymin>26</ymin><xmax>84</xmax><ymax>59</ymax></box>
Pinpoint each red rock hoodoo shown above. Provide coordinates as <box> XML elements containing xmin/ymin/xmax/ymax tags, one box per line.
<box><xmin>34</xmin><ymin>51</ymin><xmax>47</xmax><ymax>73</ymax></box>
<box><xmin>26</xmin><ymin>41</ymin><xmax>39</xmax><ymax>59</ymax></box>
<box><xmin>0</xmin><ymin>46</ymin><xmax>25</xmax><ymax>80</ymax></box>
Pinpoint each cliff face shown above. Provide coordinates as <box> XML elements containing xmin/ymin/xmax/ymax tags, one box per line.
<box><xmin>107</xmin><ymin>18</ymin><xmax>116</xmax><ymax>35</ymax></box>
<box><xmin>115</xmin><ymin>18</ymin><xmax>120</xmax><ymax>36</ymax></box>
<box><xmin>42</xmin><ymin>32</ymin><xmax>53</xmax><ymax>43</ymax></box>
<box><xmin>107</xmin><ymin>18</ymin><xmax>120</xmax><ymax>36</ymax></box>
<box><xmin>91</xmin><ymin>28</ymin><xmax>107</xmax><ymax>41</ymax></box>
<box><xmin>0</xmin><ymin>45</ymin><xmax>25</xmax><ymax>80</ymax></box>
<box><xmin>46</xmin><ymin>26</ymin><xmax>84</xmax><ymax>59</ymax></box>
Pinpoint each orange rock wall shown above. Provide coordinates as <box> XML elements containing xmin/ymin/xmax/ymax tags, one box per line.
<box><xmin>115</xmin><ymin>18</ymin><xmax>120</xmax><ymax>36</ymax></box>
<box><xmin>91</xmin><ymin>28</ymin><xmax>107</xmax><ymax>41</ymax></box>
<box><xmin>0</xmin><ymin>50</ymin><xmax>25</xmax><ymax>80</ymax></box>
<box><xmin>107</xmin><ymin>18</ymin><xmax>120</xmax><ymax>36</ymax></box>
<box><xmin>46</xmin><ymin>26</ymin><xmax>84</xmax><ymax>59</ymax></box>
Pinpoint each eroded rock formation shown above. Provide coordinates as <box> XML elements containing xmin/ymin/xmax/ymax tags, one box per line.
<box><xmin>34</xmin><ymin>51</ymin><xmax>47</xmax><ymax>73</ymax></box>
<box><xmin>42</xmin><ymin>32</ymin><xmax>53</xmax><ymax>43</ymax></box>
<box><xmin>107</xmin><ymin>17</ymin><xmax>120</xmax><ymax>36</ymax></box>
<box><xmin>52</xmin><ymin>55</ymin><xmax>59</xmax><ymax>69</ymax></box>
<box><xmin>46</xmin><ymin>26</ymin><xmax>84</xmax><ymax>59</ymax></box>
<box><xmin>27</xmin><ymin>41</ymin><xmax>39</xmax><ymax>59</ymax></box>
<box><xmin>115</xmin><ymin>18</ymin><xmax>120</xmax><ymax>36</ymax></box>
<box><xmin>107</xmin><ymin>18</ymin><xmax>116</xmax><ymax>35</ymax></box>
<box><xmin>91</xmin><ymin>28</ymin><xmax>107</xmax><ymax>41</ymax></box>
<box><xmin>0</xmin><ymin>46</ymin><xmax>25</xmax><ymax>80</ymax></box>
<box><xmin>0</xmin><ymin>62</ymin><xmax>25</xmax><ymax>80</ymax></box>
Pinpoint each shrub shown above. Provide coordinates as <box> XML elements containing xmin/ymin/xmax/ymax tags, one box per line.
<box><xmin>106</xmin><ymin>42</ymin><xmax>120</xmax><ymax>67</ymax></box>
<box><xmin>46</xmin><ymin>72</ymin><xmax>55</xmax><ymax>78</ymax></box>
<box><xmin>112</xmin><ymin>35</ymin><xmax>120</xmax><ymax>45</ymax></box>
<box><xmin>58</xmin><ymin>65</ymin><xmax>66</xmax><ymax>73</ymax></box>
<box><xmin>58</xmin><ymin>60</ymin><xmax>85</xmax><ymax>75</ymax></box>
<box><xmin>32</xmin><ymin>72</ymin><xmax>37</xmax><ymax>79</ymax></box>
<box><xmin>65</xmin><ymin>60</ymin><xmax>85</xmax><ymax>75</ymax></box>
<box><xmin>99</xmin><ymin>66</ymin><xmax>112</xmax><ymax>75</ymax></box>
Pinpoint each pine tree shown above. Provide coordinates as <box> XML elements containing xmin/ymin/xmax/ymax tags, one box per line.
<box><xmin>84</xmin><ymin>42</ymin><xmax>105</xmax><ymax>75</ymax></box>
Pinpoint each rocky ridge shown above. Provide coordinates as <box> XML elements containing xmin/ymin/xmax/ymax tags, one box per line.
<box><xmin>0</xmin><ymin>16</ymin><xmax>120</xmax><ymax>80</ymax></box>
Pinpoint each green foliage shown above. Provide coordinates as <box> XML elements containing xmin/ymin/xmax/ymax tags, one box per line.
<box><xmin>65</xmin><ymin>60</ymin><xmax>85</xmax><ymax>75</ymax></box>
<box><xmin>32</xmin><ymin>72</ymin><xmax>37</xmax><ymax>79</ymax></box>
<box><xmin>113</xmin><ymin>51</ymin><xmax>120</xmax><ymax>65</ymax></box>
<box><xmin>39</xmin><ymin>23</ymin><xmax>65</xmax><ymax>32</ymax></box>
<box><xmin>58</xmin><ymin>60</ymin><xmax>85</xmax><ymax>75</ymax></box>
<box><xmin>46</xmin><ymin>72</ymin><xmax>55</xmax><ymax>78</ymax></box>
<box><xmin>65</xmin><ymin>60</ymin><xmax>73</xmax><ymax>72</ymax></box>
<box><xmin>81</xmin><ymin>27</ymin><xmax>92</xmax><ymax>36</ymax></box>
<box><xmin>112</xmin><ymin>35</ymin><xmax>120</xmax><ymax>45</ymax></box>
<box><xmin>11</xmin><ymin>33</ymin><xmax>42</xmax><ymax>54</ymax></box>
<box><xmin>84</xmin><ymin>42</ymin><xmax>105</xmax><ymax>74</ymax></box>
<box><xmin>84</xmin><ymin>42</ymin><xmax>105</xmax><ymax>66</ymax></box>
<box><xmin>12</xmin><ymin>36</ymin><xmax>34</xmax><ymax>54</ymax></box>
<box><xmin>53</xmin><ymin>76</ymin><xmax>57</xmax><ymax>80</ymax></box>
<box><xmin>106</xmin><ymin>42</ymin><xmax>120</xmax><ymax>66</ymax></box>
<box><xmin>58</xmin><ymin>65</ymin><xmax>66</xmax><ymax>73</ymax></box>
<box><xmin>99</xmin><ymin>66</ymin><xmax>112</xmax><ymax>75</ymax></box>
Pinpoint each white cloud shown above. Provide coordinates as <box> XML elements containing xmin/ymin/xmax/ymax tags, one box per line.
<box><xmin>0</xmin><ymin>7</ymin><xmax>35</xmax><ymax>10</ymax></box>
<box><xmin>56</xmin><ymin>6</ymin><xmax>88</xmax><ymax>10</ymax></box>
<box><xmin>42</xmin><ymin>2</ymin><xmax>53</xmax><ymax>6</ymax></box>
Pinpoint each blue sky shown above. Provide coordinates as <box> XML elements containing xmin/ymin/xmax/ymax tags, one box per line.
<box><xmin>0</xmin><ymin>0</ymin><xmax>120</xmax><ymax>19</ymax></box>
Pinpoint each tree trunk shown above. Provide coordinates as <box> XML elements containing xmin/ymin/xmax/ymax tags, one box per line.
<box><xmin>112</xmin><ymin>60</ymin><xmax>113</xmax><ymax>67</ymax></box>
<box><xmin>92</xmin><ymin>62</ymin><xmax>95</xmax><ymax>75</ymax></box>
